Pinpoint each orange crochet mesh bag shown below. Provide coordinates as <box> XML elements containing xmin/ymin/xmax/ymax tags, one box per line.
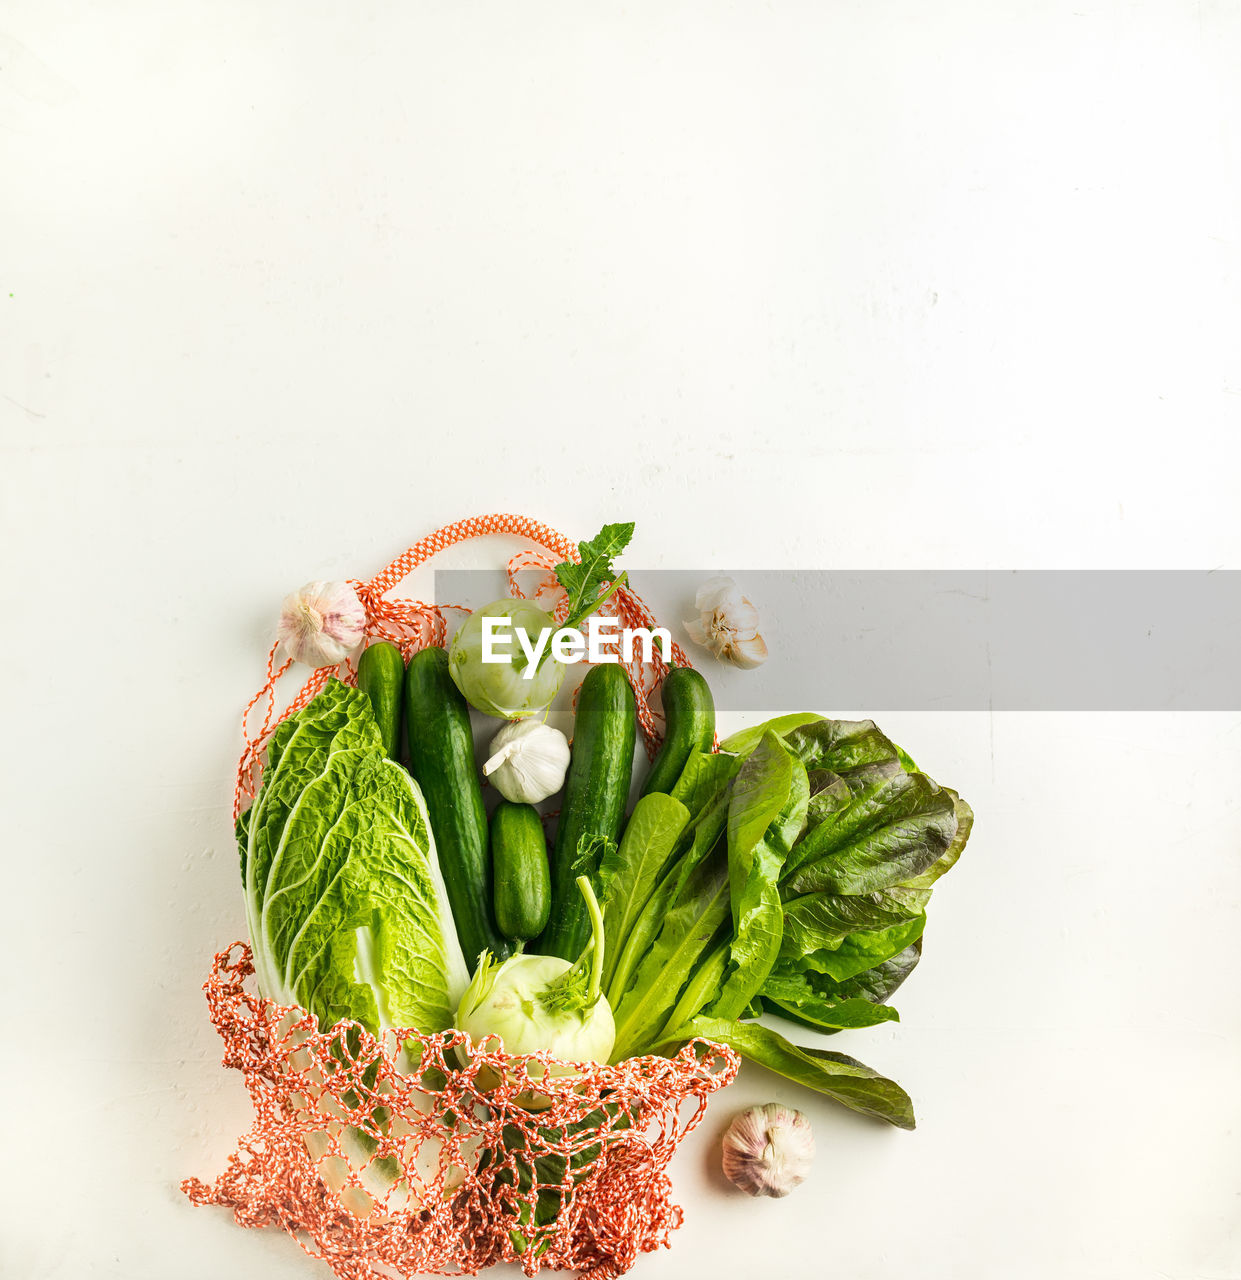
<box><xmin>183</xmin><ymin>514</ymin><xmax>739</xmax><ymax>1279</ymax></box>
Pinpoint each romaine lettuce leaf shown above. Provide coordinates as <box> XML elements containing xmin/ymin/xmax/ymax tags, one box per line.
<box><xmin>605</xmin><ymin>710</ymin><xmax>971</xmax><ymax>1129</ymax></box>
<box><xmin>795</xmin><ymin>915</ymin><xmax>928</xmax><ymax>983</ymax></box>
<box><xmin>782</xmin><ymin>767</ymin><xmax>957</xmax><ymax>897</ymax></box>
<box><xmin>762</xmin><ymin>942</ymin><xmax>922</xmax><ymax>1032</ymax></box>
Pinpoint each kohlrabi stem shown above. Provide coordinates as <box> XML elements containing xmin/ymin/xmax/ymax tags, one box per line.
<box><xmin>573</xmin><ymin>571</ymin><xmax>628</xmax><ymax>628</ymax></box>
<box><xmin>574</xmin><ymin>874</ymin><xmax>606</xmax><ymax>1007</ymax></box>
<box><xmin>533</xmin><ymin>572</ymin><xmax>630</xmax><ymax>673</ymax></box>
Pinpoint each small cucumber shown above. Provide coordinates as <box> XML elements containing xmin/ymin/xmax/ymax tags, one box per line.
<box><xmin>356</xmin><ymin>641</ymin><xmax>405</xmax><ymax>760</ymax></box>
<box><xmin>641</xmin><ymin>666</ymin><xmax>716</xmax><ymax>797</ymax></box>
<box><xmin>490</xmin><ymin>801</ymin><xmax>551</xmax><ymax>942</ymax></box>
<box><xmin>404</xmin><ymin>646</ymin><xmax>511</xmax><ymax>966</ymax></box>
<box><xmin>540</xmin><ymin>662</ymin><xmax>636</xmax><ymax>960</ymax></box>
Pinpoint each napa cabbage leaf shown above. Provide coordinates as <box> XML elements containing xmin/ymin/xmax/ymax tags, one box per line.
<box><xmin>238</xmin><ymin>679</ymin><xmax>468</xmax><ymax>1036</ymax></box>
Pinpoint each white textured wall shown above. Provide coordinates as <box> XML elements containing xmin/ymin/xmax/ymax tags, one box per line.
<box><xmin>2</xmin><ymin>4</ymin><xmax>1239</xmax><ymax>1278</ymax></box>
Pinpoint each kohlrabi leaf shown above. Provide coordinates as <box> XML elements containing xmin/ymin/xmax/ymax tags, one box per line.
<box><xmin>555</xmin><ymin>522</ymin><xmax>635</xmax><ymax>631</ymax></box>
<box><xmin>664</xmin><ymin>1018</ymin><xmax>917</xmax><ymax>1130</ymax></box>
<box><xmin>243</xmin><ymin>679</ymin><xmax>468</xmax><ymax>1038</ymax></box>
<box><xmin>537</xmin><ymin>964</ymin><xmax>593</xmax><ymax>1017</ymax></box>
<box><xmin>572</xmin><ymin>831</ymin><xmax>615</xmax><ymax>881</ymax></box>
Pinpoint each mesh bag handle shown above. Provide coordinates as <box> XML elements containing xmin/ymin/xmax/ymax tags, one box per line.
<box><xmin>235</xmin><ymin>513</ymin><xmax>694</xmax><ymax>818</ymax></box>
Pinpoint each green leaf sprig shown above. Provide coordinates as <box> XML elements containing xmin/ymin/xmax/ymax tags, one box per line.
<box><xmin>555</xmin><ymin>522</ymin><xmax>635</xmax><ymax>633</ymax></box>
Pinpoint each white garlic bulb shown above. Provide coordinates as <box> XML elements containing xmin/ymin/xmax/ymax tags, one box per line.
<box><xmin>721</xmin><ymin>1103</ymin><xmax>814</xmax><ymax>1198</ymax></box>
<box><xmin>277</xmin><ymin>581</ymin><xmax>367</xmax><ymax>668</ymax></box>
<box><xmin>483</xmin><ymin>719</ymin><xmax>571</xmax><ymax>804</ymax></box>
<box><xmin>684</xmin><ymin>576</ymin><xmax>769</xmax><ymax>670</ymax></box>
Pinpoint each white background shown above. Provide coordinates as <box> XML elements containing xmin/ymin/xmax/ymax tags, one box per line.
<box><xmin>2</xmin><ymin>3</ymin><xmax>1240</xmax><ymax>1278</ymax></box>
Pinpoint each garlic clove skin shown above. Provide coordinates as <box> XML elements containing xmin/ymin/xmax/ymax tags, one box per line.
<box><xmin>277</xmin><ymin>581</ymin><xmax>367</xmax><ymax>668</ymax></box>
<box><xmin>693</xmin><ymin>575</ymin><xmax>744</xmax><ymax>614</ymax></box>
<box><xmin>683</xmin><ymin>618</ymin><xmax>712</xmax><ymax>648</ymax></box>
<box><xmin>725</xmin><ymin>631</ymin><xmax>769</xmax><ymax>670</ymax></box>
<box><xmin>721</xmin><ymin>1103</ymin><xmax>814</xmax><ymax>1198</ymax></box>
<box><xmin>684</xmin><ymin>576</ymin><xmax>768</xmax><ymax>670</ymax></box>
<box><xmin>483</xmin><ymin>719</ymin><xmax>571</xmax><ymax>805</ymax></box>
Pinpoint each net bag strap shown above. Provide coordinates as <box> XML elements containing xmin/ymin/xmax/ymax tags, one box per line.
<box><xmin>234</xmin><ymin>513</ymin><xmax>694</xmax><ymax>818</ymax></box>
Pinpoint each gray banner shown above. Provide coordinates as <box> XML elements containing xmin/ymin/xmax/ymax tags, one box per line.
<box><xmin>434</xmin><ymin>569</ymin><xmax>1241</xmax><ymax>710</ymax></box>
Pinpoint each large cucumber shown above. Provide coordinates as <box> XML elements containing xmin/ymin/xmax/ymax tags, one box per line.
<box><xmin>404</xmin><ymin>646</ymin><xmax>510</xmax><ymax>966</ymax></box>
<box><xmin>540</xmin><ymin>663</ymin><xmax>637</xmax><ymax>960</ymax></box>
<box><xmin>490</xmin><ymin>801</ymin><xmax>551</xmax><ymax>942</ymax></box>
<box><xmin>640</xmin><ymin>666</ymin><xmax>715</xmax><ymax>797</ymax></box>
<box><xmin>356</xmin><ymin>640</ymin><xmax>405</xmax><ymax>760</ymax></box>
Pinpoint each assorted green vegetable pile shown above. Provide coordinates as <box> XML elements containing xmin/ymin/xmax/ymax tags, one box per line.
<box><xmin>236</xmin><ymin>523</ymin><xmax>971</xmax><ymax>1133</ymax></box>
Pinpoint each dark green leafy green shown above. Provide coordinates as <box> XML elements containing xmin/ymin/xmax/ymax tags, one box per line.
<box><xmin>803</xmin><ymin>942</ymin><xmax>922</xmax><ymax>1005</ymax></box>
<box><xmin>663</xmin><ymin>1019</ymin><xmax>916</xmax><ymax>1130</ymax></box>
<box><xmin>784</xmin><ymin>718</ymin><xmax>906</xmax><ymax>776</ymax></box>
<box><xmin>671</xmin><ymin>748</ymin><xmax>742</xmax><ymax>811</ymax></box>
<box><xmin>782</xmin><ymin>768</ymin><xmax>957</xmax><ymax>897</ymax></box>
<box><xmin>710</xmin><ymin>734</ymin><xmax>805</xmax><ymax>1021</ymax></box>
<box><xmin>759</xmin><ymin>974</ymin><xmax>900</xmax><ymax>1031</ymax></box>
<box><xmin>594</xmin><ymin>709</ymin><xmax>970</xmax><ymax>1130</ymax></box>
<box><xmin>597</xmin><ymin>793</ymin><xmax>689</xmax><ymax>994</ymax></box>
<box><xmin>761</xmin><ymin>940</ymin><xmax>922</xmax><ymax>1032</ymax></box>
<box><xmin>781</xmin><ymin>895</ymin><xmax>926</xmax><ymax>962</ymax></box>
<box><xmin>718</xmin><ymin>714</ymin><xmax>823</xmax><ymax>758</ymax></box>
<box><xmin>609</xmin><ymin>855</ymin><xmax>731</xmax><ymax>1061</ymax></box>
<box><xmin>658</xmin><ymin>937</ymin><xmax>730</xmax><ymax>1042</ymax></box>
<box><xmin>900</xmin><ymin>790</ymin><xmax>974</xmax><ymax>890</ymax></box>
<box><xmin>796</xmin><ymin>915</ymin><xmax>928</xmax><ymax>983</ymax></box>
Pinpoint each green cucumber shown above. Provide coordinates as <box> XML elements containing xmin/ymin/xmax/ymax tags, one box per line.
<box><xmin>540</xmin><ymin>663</ymin><xmax>636</xmax><ymax>960</ymax></box>
<box><xmin>640</xmin><ymin>666</ymin><xmax>715</xmax><ymax>797</ymax></box>
<box><xmin>404</xmin><ymin>646</ymin><xmax>510</xmax><ymax>966</ymax></box>
<box><xmin>490</xmin><ymin>801</ymin><xmax>551</xmax><ymax>942</ymax></box>
<box><xmin>356</xmin><ymin>640</ymin><xmax>405</xmax><ymax>759</ymax></box>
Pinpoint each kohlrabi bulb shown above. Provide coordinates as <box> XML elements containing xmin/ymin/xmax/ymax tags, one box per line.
<box><xmin>448</xmin><ymin>598</ymin><xmax>565</xmax><ymax>719</ymax></box>
<box><xmin>455</xmin><ymin>877</ymin><xmax>615</xmax><ymax>1080</ymax></box>
<box><xmin>456</xmin><ymin>953</ymin><xmax>615</xmax><ymax>1064</ymax></box>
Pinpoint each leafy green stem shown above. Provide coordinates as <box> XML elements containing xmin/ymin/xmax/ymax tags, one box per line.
<box><xmin>564</xmin><ymin>570</ymin><xmax>629</xmax><ymax>635</ymax></box>
<box><xmin>539</xmin><ymin>876</ymin><xmax>606</xmax><ymax>1015</ymax></box>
